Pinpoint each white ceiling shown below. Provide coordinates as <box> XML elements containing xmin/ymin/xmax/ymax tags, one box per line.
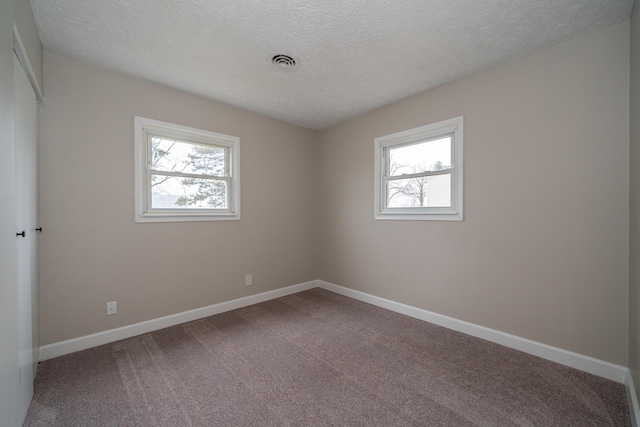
<box><xmin>30</xmin><ymin>0</ymin><xmax>633</xmax><ymax>130</ymax></box>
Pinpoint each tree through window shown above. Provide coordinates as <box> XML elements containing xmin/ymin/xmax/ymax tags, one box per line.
<box><xmin>374</xmin><ymin>117</ymin><xmax>463</xmax><ymax>221</ymax></box>
<box><xmin>150</xmin><ymin>137</ymin><xmax>228</xmax><ymax>209</ymax></box>
<box><xmin>135</xmin><ymin>117</ymin><xmax>240</xmax><ymax>222</ymax></box>
<box><xmin>387</xmin><ymin>136</ymin><xmax>452</xmax><ymax>208</ymax></box>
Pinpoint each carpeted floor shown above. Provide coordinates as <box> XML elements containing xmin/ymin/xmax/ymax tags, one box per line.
<box><xmin>24</xmin><ymin>288</ymin><xmax>631</xmax><ymax>426</ymax></box>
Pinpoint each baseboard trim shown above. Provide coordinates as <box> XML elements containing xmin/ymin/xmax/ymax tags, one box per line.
<box><xmin>36</xmin><ymin>279</ymin><xmax>639</xmax><ymax>422</ymax></box>
<box><xmin>317</xmin><ymin>280</ymin><xmax>628</xmax><ymax>384</ymax></box>
<box><xmin>626</xmin><ymin>370</ymin><xmax>640</xmax><ymax>427</ymax></box>
<box><xmin>39</xmin><ymin>280</ymin><xmax>318</xmax><ymax>361</ymax></box>
<box><xmin>39</xmin><ymin>278</ymin><xmax>632</xmax><ymax>387</ymax></box>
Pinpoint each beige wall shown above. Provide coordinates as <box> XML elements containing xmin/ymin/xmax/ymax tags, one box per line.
<box><xmin>38</xmin><ymin>52</ymin><xmax>317</xmax><ymax>345</ymax></box>
<box><xmin>38</xmin><ymin>17</ymin><xmax>634</xmax><ymax>371</ymax></box>
<box><xmin>317</xmin><ymin>22</ymin><xmax>630</xmax><ymax>365</ymax></box>
<box><xmin>630</xmin><ymin>2</ymin><xmax>640</xmax><ymax>402</ymax></box>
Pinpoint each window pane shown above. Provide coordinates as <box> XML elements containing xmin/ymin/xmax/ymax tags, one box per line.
<box><xmin>151</xmin><ymin>137</ymin><xmax>226</xmax><ymax>177</ymax></box>
<box><xmin>387</xmin><ymin>173</ymin><xmax>451</xmax><ymax>208</ymax></box>
<box><xmin>151</xmin><ymin>174</ymin><xmax>227</xmax><ymax>209</ymax></box>
<box><xmin>388</xmin><ymin>136</ymin><xmax>451</xmax><ymax>177</ymax></box>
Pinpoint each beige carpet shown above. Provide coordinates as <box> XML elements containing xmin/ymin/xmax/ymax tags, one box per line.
<box><xmin>25</xmin><ymin>289</ymin><xmax>630</xmax><ymax>426</ymax></box>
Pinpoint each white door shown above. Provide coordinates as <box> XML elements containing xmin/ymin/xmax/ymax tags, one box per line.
<box><xmin>14</xmin><ymin>52</ymin><xmax>39</xmax><ymax>422</ymax></box>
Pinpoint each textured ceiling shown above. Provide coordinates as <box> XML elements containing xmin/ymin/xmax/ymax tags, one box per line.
<box><xmin>30</xmin><ymin>0</ymin><xmax>633</xmax><ymax>130</ymax></box>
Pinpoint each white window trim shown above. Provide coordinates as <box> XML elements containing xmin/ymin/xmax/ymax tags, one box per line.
<box><xmin>134</xmin><ymin>116</ymin><xmax>240</xmax><ymax>223</ymax></box>
<box><xmin>374</xmin><ymin>116</ymin><xmax>463</xmax><ymax>221</ymax></box>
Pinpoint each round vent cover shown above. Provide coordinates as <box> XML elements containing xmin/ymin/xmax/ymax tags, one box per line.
<box><xmin>271</xmin><ymin>54</ymin><xmax>299</xmax><ymax>72</ymax></box>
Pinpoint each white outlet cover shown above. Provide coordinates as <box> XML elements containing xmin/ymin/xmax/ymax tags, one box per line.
<box><xmin>107</xmin><ymin>301</ymin><xmax>117</xmax><ymax>315</ymax></box>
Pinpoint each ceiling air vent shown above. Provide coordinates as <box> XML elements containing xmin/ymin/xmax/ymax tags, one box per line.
<box><xmin>271</xmin><ymin>54</ymin><xmax>299</xmax><ymax>72</ymax></box>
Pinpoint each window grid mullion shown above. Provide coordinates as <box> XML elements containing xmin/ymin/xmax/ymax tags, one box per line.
<box><xmin>148</xmin><ymin>169</ymin><xmax>229</xmax><ymax>181</ymax></box>
<box><xmin>386</xmin><ymin>168</ymin><xmax>452</xmax><ymax>181</ymax></box>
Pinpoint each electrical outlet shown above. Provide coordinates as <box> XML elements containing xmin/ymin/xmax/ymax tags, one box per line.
<box><xmin>245</xmin><ymin>274</ymin><xmax>252</xmax><ymax>286</ymax></box>
<box><xmin>107</xmin><ymin>301</ymin><xmax>117</xmax><ymax>315</ymax></box>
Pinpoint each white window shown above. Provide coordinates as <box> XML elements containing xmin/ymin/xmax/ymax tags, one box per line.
<box><xmin>374</xmin><ymin>116</ymin><xmax>463</xmax><ymax>221</ymax></box>
<box><xmin>135</xmin><ymin>116</ymin><xmax>240</xmax><ymax>222</ymax></box>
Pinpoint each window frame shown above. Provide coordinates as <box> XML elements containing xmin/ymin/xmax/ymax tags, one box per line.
<box><xmin>134</xmin><ymin>116</ymin><xmax>240</xmax><ymax>223</ymax></box>
<box><xmin>374</xmin><ymin>116</ymin><xmax>463</xmax><ymax>221</ymax></box>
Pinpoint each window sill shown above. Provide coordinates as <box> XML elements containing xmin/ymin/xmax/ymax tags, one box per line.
<box><xmin>135</xmin><ymin>212</ymin><xmax>240</xmax><ymax>223</ymax></box>
<box><xmin>375</xmin><ymin>210</ymin><xmax>463</xmax><ymax>221</ymax></box>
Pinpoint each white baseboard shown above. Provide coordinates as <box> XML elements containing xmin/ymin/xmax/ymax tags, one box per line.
<box><xmin>626</xmin><ymin>370</ymin><xmax>640</xmax><ymax>427</ymax></box>
<box><xmin>317</xmin><ymin>280</ymin><xmax>629</xmax><ymax>384</ymax></box>
<box><xmin>40</xmin><ymin>278</ymin><xmax>638</xmax><ymax>421</ymax></box>
<box><xmin>39</xmin><ymin>280</ymin><xmax>318</xmax><ymax>361</ymax></box>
